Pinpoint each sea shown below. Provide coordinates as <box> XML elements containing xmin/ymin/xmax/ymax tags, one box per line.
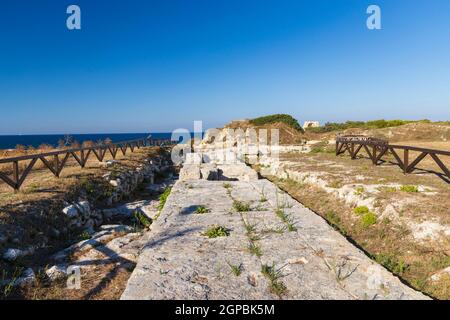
<box><xmin>0</xmin><ymin>133</ymin><xmax>175</xmax><ymax>150</ymax></box>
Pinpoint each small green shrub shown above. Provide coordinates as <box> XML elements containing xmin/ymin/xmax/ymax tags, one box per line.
<box><xmin>134</xmin><ymin>211</ymin><xmax>152</xmax><ymax>228</ymax></box>
<box><xmin>249</xmin><ymin>114</ymin><xmax>304</xmax><ymax>132</ymax></box>
<box><xmin>243</xmin><ymin>221</ymin><xmax>257</xmax><ymax>235</ymax></box>
<box><xmin>275</xmin><ymin>209</ymin><xmax>297</xmax><ymax>232</ymax></box>
<box><xmin>354</xmin><ymin>206</ymin><xmax>370</xmax><ymax>215</ymax></box>
<box><xmin>354</xmin><ymin>186</ymin><xmax>365</xmax><ymax>196</ymax></box>
<box><xmin>310</xmin><ymin>141</ymin><xmax>329</xmax><ymax>153</ymax></box>
<box><xmin>361</xmin><ymin>212</ymin><xmax>377</xmax><ymax>228</ymax></box>
<box><xmin>223</xmin><ymin>183</ymin><xmax>232</xmax><ymax>189</ymax></box>
<box><xmin>195</xmin><ymin>206</ymin><xmax>210</xmax><ymax>214</ymax></box>
<box><xmin>248</xmin><ymin>242</ymin><xmax>263</xmax><ymax>257</ymax></box>
<box><xmin>233</xmin><ymin>200</ymin><xmax>251</xmax><ymax>212</ymax></box>
<box><xmin>203</xmin><ymin>225</ymin><xmax>230</xmax><ymax>238</ymax></box>
<box><xmin>227</xmin><ymin>262</ymin><xmax>243</xmax><ymax>277</ymax></box>
<box><xmin>376</xmin><ymin>254</ymin><xmax>409</xmax><ymax>275</ymax></box>
<box><xmin>327</xmin><ymin>180</ymin><xmax>343</xmax><ymax>189</ymax></box>
<box><xmin>377</xmin><ymin>186</ymin><xmax>398</xmax><ymax>193</ymax></box>
<box><xmin>261</xmin><ymin>263</ymin><xmax>287</xmax><ymax>297</ymax></box>
<box><xmin>157</xmin><ymin>187</ymin><xmax>172</xmax><ymax>211</ymax></box>
<box><xmin>400</xmin><ymin>185</ymin><xmax>419</xmax><ymax>193</ymax></box>
<box><xmin>326</xmin><ymin>211</ymin><xmax>341</xmax><ymax>228</ymax></box>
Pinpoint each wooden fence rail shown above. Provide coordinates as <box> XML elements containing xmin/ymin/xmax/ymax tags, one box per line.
<box><xmin>0</xmin><ymin>137</ymin><xmax>174</xmax><ymax>191</ymax></box>
<box><xmin>335</xmin><ymin>135</ymin><xmax>450</xmax><ymax>181</ymax></box>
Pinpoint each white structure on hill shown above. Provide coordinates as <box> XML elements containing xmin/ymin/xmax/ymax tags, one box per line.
<box><xmin>303</xmin><ymin>121</ymin><xmax>320</xmax><ymax>129</ymax></box>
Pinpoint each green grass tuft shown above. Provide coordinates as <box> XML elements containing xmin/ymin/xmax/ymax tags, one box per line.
<box><xmin>233</xmin><ymin>200</ymin><xmax>251</xmax><ymax>212</ymax></box>
<box><xmin>227</xmin><ymin>262</ymin><xmax>243</xmax><ymax>277</ymax></box>
<box><xmin>376</xmin><ymin>254</ymin><xmax>409</xmax><ymax>275</ymax></box>
<box><xmin>248</xmin><ymin>242</ymin><xmax>263</xmax><ymax>257</ymax></box>
<box><xmin>354</xmin><ymin>206</ymin><xmax>370</xmax><ymax>215</ymax></box>
<box><xmin>133</xmin><ymin>211</ymin><xmax>152</xmax><ymax>228</ymax></box>
<box><xmin>202</xmin><ymin>225</ymin><xmax>230</xmax><ymax>238</ymax></box>
<box><xmin>354</xmin><ymin>186</ymin><xmax>365</xmax><ymax>196</ymax></box>
<box><xmin>195</xmin><ymin>206</ymin><xmax>210</xmax><ymax>214</ymax></box>
<box><xmin>361</xmin><ymin>212</ymin><xmax>377</xmax><ymax>228</ymax></box>
<box><xmin>261</xmin><ymin>263</ymin><xmax>287</xmax><ymax>297</ymax></box>
<box><xmin>400</xmin><ymin>185</ymin><xmax>419</xmax><ymax>193</ymax></box>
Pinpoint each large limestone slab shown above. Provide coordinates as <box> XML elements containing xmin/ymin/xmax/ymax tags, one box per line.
<box><xmin>122</xmin><ymin>173</ymin><xmax>428</xmax><ymax>300</ymax></box>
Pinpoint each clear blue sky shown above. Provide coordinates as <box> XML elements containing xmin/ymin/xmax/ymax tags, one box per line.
<box><xmin>1</xmin><ymin>0</ymin><xmax>449</xmax><ymax>134</ymax></box>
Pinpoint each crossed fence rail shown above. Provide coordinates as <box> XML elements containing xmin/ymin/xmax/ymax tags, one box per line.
<box><xmin>335</xmin><ymin>135</ymin><xmax>450</xmax><ymax>181</ymax></box>
<box><xmin>0</xmin><ymin>137</ymin><xmax>175</xmax><ymax>191</ymax></box>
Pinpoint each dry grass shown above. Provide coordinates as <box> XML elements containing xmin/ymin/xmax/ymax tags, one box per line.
<box><xmin>11</xmin><ymin>263</ymin><xmax>134</xmax><ymax>300</ymax></box>
<box><xmin>258</xmin><ymin>148</ymin><xmax>450</xmax><ymax>300</ymax></box>
<box><xmin>0</xmin><ymin>146</ymin><xmax>166</xmax><ymax>300</ymax></box>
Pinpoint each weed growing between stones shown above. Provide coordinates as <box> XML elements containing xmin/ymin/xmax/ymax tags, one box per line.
<box><xmin>275</xmin><ymin>208</ymin><xmax>297</xmax><ymax>232</ymax></box>
<box><xmin>202</xmin><ymin>225</ymin><xmax>230</xmax><ymax>238</ymax></box>
<box><xmin>243</xmin><ymin>220</ymin><xmax>257</xmax><ymax>235</ymax></box>
<box><xmin>153</xmin><ymin>186</ymin><xmax>172</xmax><ymax>221</ymax></box>
<box><xmin>1</xmin><ymin>267</ymin><xmax>23</xmax><ymax>299</ymax></box>
<box><xmin>195</xmin><ymin>206</ymin><xmax>210</xmax><ymax>214</ymax></box>
<box><xmin>233</xmin><ymin>200</ymin><xmax>251</xmax><ymax>212</ymax></box>
<box><xmin>223</xmin><ymin>183</ymin><xmax>233</xmax><ymax>196</ymax></box>
<box><xmin>158</xmin><ymin>187</ymin><xmax>172</xmax><ymax>211</ymax></box>
<box><xmin>260</xmin><ymin>263</ymin><xmax>287</xmax><ymax>297</ymax></box>
<box><xmin>260</xmin><ymin>187</ymin><xmax>268</xmax><ymax>202</ymax></box>
<box><xmin>133</xmin><ymin>211</ymin><xmax>152</xmax><ymax>228</ymax></box>
<box><xmin>275</xmin><ymin>191</ymin><xmax>293</xmax><ymax>209</ymax></box>
<box><xmin>248</xmin><ymin>242</ymin><xmax>263</xmax><ymax>257</ymax></box>
<box><xmin>227</xmin><ymin>262</ymin><xmax>243</xmax><ymax>277</ymax></box>
<box><xmin>260</xmin><ymin>226</ymin><xmax>285</xmax><ymax>235</ymax></box>
<box><xmin>223</xmin><ymin>183</ymin><xmax>232</xmax><ymax>189</ymax></box>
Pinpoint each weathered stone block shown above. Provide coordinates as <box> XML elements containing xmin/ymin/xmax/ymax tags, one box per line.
<box><xmin>179</xmin><ymin>164</ymin><xmax>201</xmax><ymax>180</ymax></box>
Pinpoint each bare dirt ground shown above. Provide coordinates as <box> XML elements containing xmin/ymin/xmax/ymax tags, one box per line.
<box><xmin>256</xmin><ymin>141</ymin><xmax>450</xmax><ymax>299</ymax></box>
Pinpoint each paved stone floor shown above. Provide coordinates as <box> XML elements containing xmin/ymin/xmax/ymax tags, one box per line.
<box><xmin>121</xmin><ymin>177</ymin><xmax>428</xmax><ymax>300</ymax></box>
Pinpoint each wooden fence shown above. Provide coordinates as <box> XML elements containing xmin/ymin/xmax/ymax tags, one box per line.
<box><xmin>0</xmin><ymin>138</ymin><xmax>174</xmax><ymax>191</ymax></box>
<box><xmin>335</xmin><ymin>135</ymin><xmax>450</xmax><ymax>180</ymax></box>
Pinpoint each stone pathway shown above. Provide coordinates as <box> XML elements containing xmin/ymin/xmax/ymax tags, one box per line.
<box><xmin>121</xmin><ymin>172</ymin><xmax>428</xmax><ymax>300</ymax></box>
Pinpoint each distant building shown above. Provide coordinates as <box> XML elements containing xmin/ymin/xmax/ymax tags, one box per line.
<box><xmin>303</xmin><ymin>121</ymin><xmax>320</xmax><ymax>129</ymax></box>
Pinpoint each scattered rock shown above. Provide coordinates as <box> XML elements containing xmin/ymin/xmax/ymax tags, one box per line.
<box><xmin>106</xmin><ymin>160</ymin><xmax>119</xmax><ymax>167</ymax></box>
<box><xmin>102</xmin><ymin>200</ymin><xmax>159</xmax><ymax>220</ymax></box>
<box><xmin>430</xmin><ymin>266</ymin><xmax>450</xmax><ymax>282</ymax></box>
<box><xmin>287</xmin><ymin>257</ymin><xmax>309</xmax><ymax>265</ymax></box>
<box><xmin>46</xmin><ymin>265</ymin><xmax>68</xmax><ymax>281</ymax></box>
<box><xmin>14</xmin><ymin>268</ymin><xmax>35</xmax><ymax>287</ymax></box>
<box><xmin>110</xmin><ymin>180</ymin><xmax>120</xmax><ymax>187</ymax></box>
<box><xmin>63</xmin><ymin>205</ymin><xmax>79</xmax><ymax>219</ymax></box>
<box><xmin>75</xmin><ymin>201</ymin><xmax>91</xmax><ymax>218</ymax></box>
<box><xmin>3</xmin><ymin>248</ymin><xmax>26</xmax><ymax>262</ymax></box>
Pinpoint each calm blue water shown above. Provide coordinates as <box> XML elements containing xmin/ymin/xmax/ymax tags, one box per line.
<box><xmin>0</xmin><ymin>133</ymin><xmax>173</xmax><ymax>150</ymax></box>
